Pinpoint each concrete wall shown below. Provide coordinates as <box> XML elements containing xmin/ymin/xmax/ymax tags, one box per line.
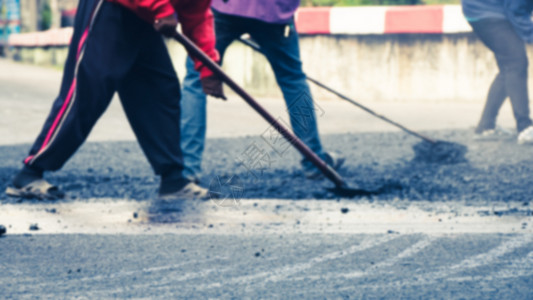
<box><xmin>8</xmin><ymin>45</ymin><xmax>68</xmax><ymax>65</ymax></box>
<box><xmin>8</xmin><ymin>33</ymin><xmax>533</xmax><ymax>103</ymax></box>
<box><xmin>166</xmin><ymin>33</ymin><xmax>533</xmax><ymax>103</ymax></box>
<box><xmin>299</xmin><ymin>33</ymin><xmax>495</xmax><ymax>102</ymax></box>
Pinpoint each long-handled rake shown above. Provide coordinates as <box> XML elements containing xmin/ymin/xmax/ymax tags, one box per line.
<box><xmin>238</xmin><ymin>37</ymin><xmax>467</xmax><ymax>164</ymax></box>
<box><xmin>173</xmin><ymin>32</ymin><xmax>379</xmax><ymax>197</ymax></box>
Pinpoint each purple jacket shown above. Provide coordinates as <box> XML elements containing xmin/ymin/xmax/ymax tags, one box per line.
<box><xmin>211</xmin><ymin>0</ymin><xmax>300</xmax><ymax>24</ymax></box>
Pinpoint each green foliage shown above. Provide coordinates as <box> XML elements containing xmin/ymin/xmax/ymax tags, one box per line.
<box><xmin>0</xmin><ymin>0</ymin><xmax>6</xmax><ymax>20</ymax></box>
<box><xmin>424</xmin><ymin>0</ymin><xmax>460</xmax><ymax>3</ymax></box>
<box><xmin>41</xmin><ymin>0</ymin><xmax>52</xmax><ymax>30</ymax></box>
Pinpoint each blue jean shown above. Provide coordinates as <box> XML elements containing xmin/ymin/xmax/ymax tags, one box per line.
<box><xmin>180</xmin><ymin>10</ymin><xmax>327</xmax><ymax>179</ymax></box>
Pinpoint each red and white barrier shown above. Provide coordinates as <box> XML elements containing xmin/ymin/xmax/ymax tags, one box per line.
<box><xmin>8</xmin><ymin>5</ymin><xmax>471</xmax><ymax>47</ymax></box>
<box><xmin>295</xmin><ymin>5</ymin><xmax>471</xmax><ymax>35</ymax></box>
<box><xmin>8</xmin><ymin>27</ymin><xmax>73</xmax><ymax>47</ymax></box>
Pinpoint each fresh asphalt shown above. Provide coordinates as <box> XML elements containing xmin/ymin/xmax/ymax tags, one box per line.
<box><xmin>0</xmin><ymin>59</ymin><xmax>532</xmax><ymax>299</ymax></box>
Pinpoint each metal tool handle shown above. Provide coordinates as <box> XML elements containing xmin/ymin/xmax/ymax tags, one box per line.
<box><xmin>238</xmin><ymin>38</ymin><xmax>437</xmax><ymax>145</ymax></box>
<box><xmin>173</xmin><ymin>32</ymin><xmax>347</xmax><ymax>188</ymax></box>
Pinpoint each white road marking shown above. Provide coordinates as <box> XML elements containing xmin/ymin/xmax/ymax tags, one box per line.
<box><xmin>288</xmin><ymin>235</ymin><xmax>439</xmax><ymax>281</ymax></box>
<box><xmin>447</xmin><ymin>250</ymin><xmax>533</xmax><ymax>282</ymax></box>
<box><xmin>346</xmin><ymin>234</ymin><xmax>533</xmax><ymax>291</ymax></box>
<box><xmin>443</xmin><ymin>235</ymin><xmax>533</xmax><ymax>274</ymax></box>
<box><xmin>92</xmin><ymin>266</ymin><xmax>235</xmax><ymax>296</ymax></box>
<box><xmin>7</xmin><ymin>256</ymin><xmax>230</xmax><ymax>289</ymax></box>
<box><xmin>27</xmin><ymin>265</ymin><xmax>235</xmax><ymax>298</ymax></box>
<box><xmin>196</xmin><ymin>235</ymin><xmax>398</xmax><ymax>290</ymax></box>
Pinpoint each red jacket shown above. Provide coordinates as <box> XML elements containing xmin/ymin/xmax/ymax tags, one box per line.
<box><xmin>108</xmin><ymin>0</ymin><xmax>218</xmax><ymax>78</ymax></box>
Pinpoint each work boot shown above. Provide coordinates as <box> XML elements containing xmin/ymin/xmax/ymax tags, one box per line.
<box><xmin>303</xmin><ymin>152</ymin><xmax>345</xmax><ymax>180</ymax></box>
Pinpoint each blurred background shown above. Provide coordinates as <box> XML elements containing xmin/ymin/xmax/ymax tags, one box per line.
<box><xmin>1</xmin><ymin>0</ymin><xmax>529</xmax><ymax>105</ymax></box>
<box><xmin>1</xmin><ymin>1</ymin><xmax>460</xmax><ymax>35</ymax></box>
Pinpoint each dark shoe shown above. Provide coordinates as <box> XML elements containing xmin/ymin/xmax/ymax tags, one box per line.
<box><xmin>303</xmin><ymin>152</ymin><xmax>345</xmax><ymax>180</ymax></box>
<box><xmin>158</xmin><ymin>181</ymin><xmax>209</xmax><ymax>201</ymax></box>
<box><xmin>155</xmin><ymin>181</ymin><xmax>209</xmax><ymax>213</ymax></box>
<box><xmin>186</xmin><ymin>176</ymin><xmax>200</xmax><ymax>185</ymax></box>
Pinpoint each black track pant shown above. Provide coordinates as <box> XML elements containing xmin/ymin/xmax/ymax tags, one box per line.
<box><xmin>24</xmin><ymin>0</ymin><xmax>185</xmax><ymax>180</ymax></box>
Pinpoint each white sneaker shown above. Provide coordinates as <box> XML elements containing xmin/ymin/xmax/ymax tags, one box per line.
<box><xmin>474</xmin><ymin>127</ymin><xmax>514</xmax><ymax>141</ymax></box>
<box><xmin>517</xmin><ymin>126</ymin><xmax>533</xmax><ymax>144</ymax></box>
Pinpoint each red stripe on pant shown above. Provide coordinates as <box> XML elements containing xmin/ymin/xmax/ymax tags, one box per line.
<box><xmin>24</xmin><ymin>28</ymin><xmax>89</xmax><ymax>165</ymax></box>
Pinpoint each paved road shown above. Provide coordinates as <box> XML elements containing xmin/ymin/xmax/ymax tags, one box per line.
<box><xmin>0</xmin><ymin>59</ymin><xmax>532</xmax><ymax>299</ymax></box>
<box><xmin>1</xmin><ymin>233</ymin><xmax>532</xmax><ymax>299</ymax></box>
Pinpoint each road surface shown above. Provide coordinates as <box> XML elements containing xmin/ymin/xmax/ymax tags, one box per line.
<box><xmin>0</xmin><ymin>59</ymin><xmax>531</xmax><ymax>299</ymax></box>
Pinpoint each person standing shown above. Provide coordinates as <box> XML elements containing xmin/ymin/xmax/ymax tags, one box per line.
<box><xmin>5</xmin><ymin>0</ymin><xmax>224</xmax><ymax>200</ymax></box>
<box><xmin>180</xmin><ymin>0</ymin><xmax>344</xmax><ymax>182</ymax></box>
<box><xmin>462</xmin><ymin>0</ymin><xmax>533</xmax><ymax>143</ymax></box>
